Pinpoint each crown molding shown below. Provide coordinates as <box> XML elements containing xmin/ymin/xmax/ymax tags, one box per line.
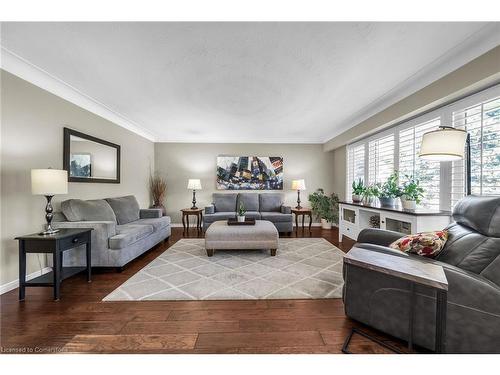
<box><xmin>0</xmin><ymin>46</ymin><xmax>156</xmax><ymax>142</ymax></box>
<box><xmin>322</xmin><ymin>22</ymin><xmax>500</xmax><ymax>144</ymax></box>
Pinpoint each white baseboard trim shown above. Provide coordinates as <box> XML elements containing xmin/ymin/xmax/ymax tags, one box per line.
<box><xmin>0</xmin><ymin>267</ymin><xmax>52</xmax><ymax>295</ymax></box>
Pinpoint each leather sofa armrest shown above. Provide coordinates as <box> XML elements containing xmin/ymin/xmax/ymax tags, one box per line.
<box><xmin>281</xmin><ymin>205</ymin><xmax>292</xmax><ymax>214</ymax></box>
<box><xmin>354</xmin><ymin>243</ymin><xmax>409</xmax><ymax>258</ymax></box>
<box><xmin>205</xmin><ymin>205</ymin><xmax>215</xmax><ymax>215</ymax></box>
<box><xmin>357</xmin><ymin>228</ymin><xmax>404</xmax><ymax>246</ymax></box>
<box><xmin>140</xmin><ymin>208</ymin><xmax>162</xmax><ymax>219</ymax></box>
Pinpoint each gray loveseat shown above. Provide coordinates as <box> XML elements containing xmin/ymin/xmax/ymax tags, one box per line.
<box><xmin>204</xmin><ymin>193</ymin><xmax>293</xmax><ymax>233</ymax></box>
<box><xmin>53</xmin><ymin>195</ymin><xmax>171</xmax><ymax>269</ymax></box>
<box><xmin>343</xmin><ymin>195</ymin><xmax>500</xmax><ymax>353</ymax></box>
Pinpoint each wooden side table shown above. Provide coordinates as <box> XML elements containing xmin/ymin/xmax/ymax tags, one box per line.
<box><xmin>181</xmin><ymin>208</ymin><xmax>203</xmax><ymax>234</ymax></box>
<box><xmin>15</xmin><ymin>228</ymin><xmax>93</xmax><ymax>301</ymax></box>
<box><xmin>342</xmin><ymin>247</ymin><xmax>449</xmax><ymax>353</ymax></box>
<box><xmin>291</xmin><ymin>208</ymin><xmax>312</xmax><ymax>233</ymax></box>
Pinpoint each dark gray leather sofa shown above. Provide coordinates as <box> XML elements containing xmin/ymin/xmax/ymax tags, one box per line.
<box><xmin>343</xmin><ymin>195</ymin><xmax>500</xmax><ymax>353</ymax></box>
<box><xmin>203</xmin><ymin>193</ymin><xmax>293</xmax><ymax>233</ymax></box>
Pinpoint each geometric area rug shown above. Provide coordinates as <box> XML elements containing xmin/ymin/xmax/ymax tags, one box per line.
<box><xmin>103</xmin><ymin>238</ymin><xmax>344</xmax><ymax>301</ymax></box>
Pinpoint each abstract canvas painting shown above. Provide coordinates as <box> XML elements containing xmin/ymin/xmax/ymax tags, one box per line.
<box><xmin>217</xmin><ymin>156</ymin><xmax>283</xmax><ymax>190</ymax></box>
<box><xmin>70</xmin><ymin>153</ymin><xmax>92</xmax><ymax>177</ymax></box>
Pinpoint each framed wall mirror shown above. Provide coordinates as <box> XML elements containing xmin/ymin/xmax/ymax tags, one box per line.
<box><xmin>63</xmin><ymin>127</ymin><xmax>121</xmax><ymax>183</ymax></box>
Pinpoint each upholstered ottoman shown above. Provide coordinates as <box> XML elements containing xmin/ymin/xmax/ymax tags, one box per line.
<box><xmin>204</xmin><ymin>220</ymin><xmax>279</xmax><ymax>257</ymax></box>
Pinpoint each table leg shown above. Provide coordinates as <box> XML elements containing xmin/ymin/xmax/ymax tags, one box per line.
<box><xmin>53</xmin><ymin>248</ymin><xmax>61</xmax><ymax>301</ymax></box>
<box><xmin>435</xmin><ymin>290</ymin><xmax>447</xmax><ymax>353</ymax></box>
<box><xmin>408</xmin><ymin>283</ymin><xmax>416</xmax><ymax>351</ymax></box>
<box><xmin>200</xmin><ymin>212</ymin><xmax>203</xmax><ymax>232</ymax></box>
<box><xmin>301</xmin><ymin>214</ymin><xmax>305</xmax><ymax>231</ymax></box>
<box><xmin>86</xmin><ymin>236</ymin><xmax>92</xmax><ymax>282</ymax></box>
<box><xmin>186</xmin><ymin>215</ymin><xmax>190</xmax><ymax>235</ymax></box>
<box><xmin>196</xmin><ymin>213</ymin><xmax>200</xmax><ymax>233</ymax></box>
<box><xmin>308</xmin><ymin>213</ymin><xmax>312</xmax><ymax>233</ymax></box>
<box><xmin>295</xmin><ymin>213</ymin><xmax>299</xmax><ymax>234</ymax></box>
<box><xmin>18</xmin><ymin>241</ymin><xmax>26</xmax><ymax>301</ymax></box>
<box><xmin>182</xmin><ymin>213</ymin><xmax>186</xmax><ymax>234</ymax></box>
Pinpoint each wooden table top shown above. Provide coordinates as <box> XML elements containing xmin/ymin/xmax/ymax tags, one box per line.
<box><xmin>344</xmin><ymin>247</ymin><xmax>448</xmax><ymax>290</ymax></box>
<box><xmin>291</xmin><ymin>207</ymin><xmax>312</xmax><ymax>213</ymax></box>
<box><xmin>15</xmin><ymin>228</ymin><xmax>93</xmax><ymax>241</ymax></box>
<box><xmin>181</xmin><ymin>208</ymin><xmax>203</xmax><ymax>213</ymax></box>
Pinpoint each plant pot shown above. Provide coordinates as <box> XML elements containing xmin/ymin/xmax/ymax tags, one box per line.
<box><xmin>150</xmin><ymin>203</ymin><xmax>166</xmax><ymax>216</ymax></box>
<box><xmin>237</xmin><ymin>215</ymin><xmax>246</xmax><ymax>222</ymax></box>
<box><xmin>363</xmin><ymin>196</ymin><xmax>374</xmax><ymax>205</ymax></box>
<box><xmin>321</xmin><ymin>218</ymin><xmax>332</xmax><ymax>230</ymax></box>
<box><xmin>352</xmin><ymin>194</ymin><xmax>363</xmax><ymax>203</ymax></box>
<box><xmin>379</xmin><ymin>197</ymin><xmax>396</xmax><ymax>207</ymax></box>
<box><xmin>401</xmin><ymin>197</ymin><xmax>417</xmax><ymax>210</ymax></box>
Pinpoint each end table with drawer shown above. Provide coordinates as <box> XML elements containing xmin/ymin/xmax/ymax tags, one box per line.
<box><xmin>15</xmin><ymin>228</ymin><xmax>93</xmax><ymax>301</ymax></box>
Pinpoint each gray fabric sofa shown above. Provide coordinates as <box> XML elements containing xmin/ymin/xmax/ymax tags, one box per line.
<box><xmin>52</xmin><ymin>195</ymin><xmax>171</xmax><ymax>269</ymax></box>
<box><xmin>343</xmin><ymin>195</ymin><xmax>500</xmax><ymax>353</ymax></box>
<box><xmin>203</xmin><ymin>193</ymin><xmax>293</xmax><ymax>233</ymax></box>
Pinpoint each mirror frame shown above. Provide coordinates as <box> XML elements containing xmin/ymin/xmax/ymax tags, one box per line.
<box><xmin>63</xmin><ymin>127</ymin><xmax>121</xmax><ymax>184</ymax></box>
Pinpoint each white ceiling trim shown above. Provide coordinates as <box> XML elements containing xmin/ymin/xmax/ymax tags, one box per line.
<box><xmin>321</xmin><ymin>23</ymin><xmax>500</xmax><ymax>144</ymax></box>
<box><xmin>0</xmin><ymin>46</ymin><xmax>156</xmax><ymax>142</ymax></box>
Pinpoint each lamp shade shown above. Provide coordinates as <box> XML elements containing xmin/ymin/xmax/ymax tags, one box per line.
<box><xmin>291</xmin><ymin>179</ymin><xmax>306</xmax><ymax>190</ymax></box>
<box><xmin>31</xmin><ymin>169</ymin><xmax>68</xmax><ymax>195</ymax></box>
<box><xmin>187</xmin><ymin>179</ymin><xmax>202</xmax><ymax>190</ymax></box>
<box><xmin>420</xmin><ymin>128</ymin><xmax>467</xmax><ymax>161</ymax></box>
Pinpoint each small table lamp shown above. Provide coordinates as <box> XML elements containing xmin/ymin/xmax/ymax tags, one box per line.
<box><xmin>291</xmin><ymin>179</ymin><xmax>306</xmax><ymax>209</ymax></box>
<box><xmin>187</xmin><ymin>179</ymin><xmax>202</xmax><ymax>209</ymax></box>
<box><xmin>31</xmin><ymin>168</ymin><xmax>68</xmax><ymax>235</ymax></box>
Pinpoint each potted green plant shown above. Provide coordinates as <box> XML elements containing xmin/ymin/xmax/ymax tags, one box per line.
<box><xmin>378</xmin><ymin>172</ymin><xmax>402</xmax><ymax>207</ymax></box>
<box><xmin>308</xmin><ymin>189</ymin><xmax>339</xmax><ymax>229</ymax></box>
<box><xmin>362</xmin><ymin>183</ymin><xmax>379</xmax><ymax>205</ymax></box>
<box><xmin>400</xmin><ymin>175</ymin><xmax>424</xmax><ymax>210</ymax></box>
<box><xmin>237</xmin><ymin>201</ymin><xmax>246</xmax><ymax>222</ymax></box>
<box><xmin>351</xmin><ymin>179</ymin><xmax>365</xmax><ymax>203</ymax></box>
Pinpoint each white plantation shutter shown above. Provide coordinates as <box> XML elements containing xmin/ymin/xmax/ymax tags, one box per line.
<box><xmin>346</xmin><ymin>144</ymin><xmax>365</xmax><ymax>197</ymax></box>
<box><xmin>399</xmin><ymin>118</ymin><xmax>441</xmax><ymax>209</ymax></box>
<box><xmin>368</xmin><ymin>134</ymin><xmax>394</xmax><ymax>184</ymax></box>
<box><xmin>452</xmin><ymin>96</ymin><xmax>500</xmax><ymax>206</ymax></box>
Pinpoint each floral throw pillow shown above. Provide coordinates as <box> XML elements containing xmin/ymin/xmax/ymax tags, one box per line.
<box><xmin>389</xmin><ymin>230</ymin><xmax>448</xmax><ymax>258</ymax></box>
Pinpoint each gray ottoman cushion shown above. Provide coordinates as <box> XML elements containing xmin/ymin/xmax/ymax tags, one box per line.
<box><xmin>213</xmin><ymin>193</ymin><xmax>237</xmax><ymax>212</ymax></box>
<box><xmin>106</xmin><ymin>195</ymin><xmax>140</xmax><ymax>224</ymax></box>
<box><xmin>205</xmin><ymin>220</ymin><xmax>278</xmax><ymax>250</ymax></box>
<box><xmin>259</xmin><ymin>193</ymin><xmax>283</xmax><ymax>212</ymax></box>
<box><xmin>61</xmin><ymin>199</ymin><xmax>117</xmax><ymax>222</ymax></box>
<box><xmin>237</xmin><ymin>193</ymin><xmax>260</xmax><ymax>211</ymax></box>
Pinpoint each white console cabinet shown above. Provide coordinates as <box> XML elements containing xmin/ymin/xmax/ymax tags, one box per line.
<box><xmin>339</xmin><ymin>201</ymin><xmax>452</xmax><ymax>242</ymax></box>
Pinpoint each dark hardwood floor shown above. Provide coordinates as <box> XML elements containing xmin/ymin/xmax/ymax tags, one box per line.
<box><xmin>0</xmin><ymin>227</ymin><xmax>409</xmax><ymax>354</ymax></box>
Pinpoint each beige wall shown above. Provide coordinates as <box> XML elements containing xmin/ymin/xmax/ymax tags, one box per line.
<box><xmin>155</xmin><ymin>143</ymin><xmax>336</xmax><ymax>223</ymax></box>
<box><xmin>0</xmin><ymin>71</ymin><xmax>154</xmax><ymax>287</ymax></box>
<box><xmin>332</xmin><ymin>146</ymin><xmax>347</xmax><ymax>200</ymax></box>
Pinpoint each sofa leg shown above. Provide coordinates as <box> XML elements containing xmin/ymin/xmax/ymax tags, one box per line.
<box><xmin>270</xmin><ymin>249</ymin><xmax>277</xmax><ymax>256</ymax></box>
<box><xmin>207</xmin><ymin>249</ymin><xmax>214</xmax><ymax>257</ymax></box>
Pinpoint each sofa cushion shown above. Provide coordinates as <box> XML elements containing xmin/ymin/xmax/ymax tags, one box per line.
<box><xmin>260</xmin><ymin>212</ymin><xmax>293</xmax><ymax>223</ymax></box>
<box><xmin>237</xmin><ymin>193</ymin><xmax>260</xmax><ymax>212</ymax></box>
<box><xmin>389</xmin><ymin>230</ymin><xmax>448</xmax><ymax>258</ymax></box>
<box><xmin>105</xmin><ymin>195</ymin><xmax>140</xmax><ymax>224</ymax></box>
<box><xmin>109</xmin><ymin>224</ymin><xmax>154</xmax><ymax>249</ymax></box>
<box><xmin>213</xmin><ymin>193</ymin><xmax>237</xmax><ymax>212</ymax></box>
<box><xmin>244</xmin><ymin>211</ymin><xmax>262</xmax><ymax>220</ymax></box>
<box><xmin>259</xmin><ymin>193</ymin><xmax>283</xmax><ymax>212</ymax></box>
<box><xmin>61</xmin><ymin>199</ymin><xmax>117</xmax><ymax>222</ymax></box>
<box><xmin>204</xmin><ymin>212</ymin><xmax>236</xmax><ymax>222</ymax></box>
<box><xmin>453</xmin><ymin>195</ymin><xmax>500</xmax><ymax>237</ymax></box>
<box><xmin>134</xmin><ymin>216</ymin><xmax>171</xmax><ymax>232</ymax></box>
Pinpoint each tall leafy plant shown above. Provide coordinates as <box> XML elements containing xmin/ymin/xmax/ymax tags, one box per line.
<box><xmin>379</xmin><ymin>171</ymin><xmax>402</xmax><ymax>198</ymax></box>
<box><xmin>401</xmin><ymin>174</ymin><xmax>424</xmax><ymax>203</ymax></box>
<box><xmin>308</xmin><ymin>189</ymin><xmax>339</xmax><ymax>224</ymax></box>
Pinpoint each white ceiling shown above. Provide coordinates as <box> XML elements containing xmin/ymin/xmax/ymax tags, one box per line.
<box><xmin>1</xmin><ymin>22</ymin><xmax>498</xmax><ymax>143</ymax></box>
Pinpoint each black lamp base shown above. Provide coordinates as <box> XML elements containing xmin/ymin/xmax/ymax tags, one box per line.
<box><xmin>39</xmin><ymin>195</ymin><xmax>59</xmax><ymax>236</ymax></box>
<box><xmin>191</xmin><ymin>190</ymin><xmax>198</xmax><ymax>209</ymax></box>
<box><xmin>295</xmin><ymin>190</ymin><xmax>302</xmax><ymax>209</ymax></box>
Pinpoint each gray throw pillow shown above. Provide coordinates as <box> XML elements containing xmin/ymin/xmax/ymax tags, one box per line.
<box><xmin>61</xmin><ymin>199</ymin><xmax>117</xmax><ymax>222</ymax></box>
<box><xmin>105</xmin><ymin>195</ymin><xmax>140</xmax><ymax>224</ymax></box>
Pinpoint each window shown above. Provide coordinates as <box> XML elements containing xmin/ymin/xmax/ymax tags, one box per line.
<box><xmin>345</xmin><ymin>85</ymin><xmax>500</xmax><ymax>210</ymax></box>
<box><xmin>452</xmin><ymin>96</ymin><xmax>500</xmax><ymax>206</ymax></box>
<box><xmin>368</xmin><ymin>134</ymin><xmax>394</xmax><ymax>184</ymax></box>
<box><xmin>399</xmin><ymin>118</ymin><xmax>441</xmax><ymax>209</ymax></box>
<box><xmin>346</xmin><ymin>144</ymin><xmax>365</xmax><ymax>197</ymax></box>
